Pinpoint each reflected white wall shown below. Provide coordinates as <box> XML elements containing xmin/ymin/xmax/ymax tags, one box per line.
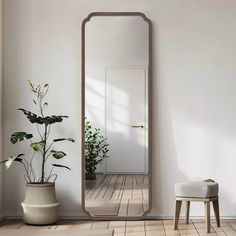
<box><xmin>85</xmin><ymin>17</ymin><xmax>148</xmax><ymax>173</ymax></box>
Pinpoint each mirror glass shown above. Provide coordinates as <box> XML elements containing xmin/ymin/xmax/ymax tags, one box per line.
<box><xmin>83</xmin><ymin>14</ymin><xmax>151</xmax><ymax>218</ymax></box>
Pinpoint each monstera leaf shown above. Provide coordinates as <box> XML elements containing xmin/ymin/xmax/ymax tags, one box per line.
<box><xmin>52</xmin><ymin>164</ymin><xmax>71</xmax><ymax>170</ymax></box>
<box><xmin>10</xmin><ymin>132</ymin><xmax>33</xmax><ymax>144</ymax></box>
<box><xmin>53</xmin><ymin>138</ymin><xmax>75</xmax><ymax>143</ymax></box>
<box><xmin>18</xmin><ymin>108</ymin><xmax>44</xmax><ymax>124</ymax></box>
<box><xmin>18</xmin><ymin>108</ymin><xmax>68</xmax><ymax>125</ymax></box>
<box><xmin>43</xmin><ymin>115</ymin><xmax>68</xmax><ymax>125</ymax></box>
<box><xmin>30</xmin><ymin>141</ymin><xmax>45</xmax><ymax>152</ymax></box>
<box><xmin>1</xmin><ymin>154</ymin><xmax>24</xmax><ymax>169</ymax></box>
<box><xmin>50</xmin><ymin>150</ymin><xmax>67</xmax><ymax>159</ymax></box>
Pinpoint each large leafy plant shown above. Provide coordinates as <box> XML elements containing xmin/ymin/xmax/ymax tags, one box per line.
<box><xmin>85</xmin><ymin>119</ymin><xmax>109</xmax><ymax>174</ymax></box>
<box><xmin>2</xmin><ymin>81</ymin><xmax>74</xmax><ymax>183</ymax></box>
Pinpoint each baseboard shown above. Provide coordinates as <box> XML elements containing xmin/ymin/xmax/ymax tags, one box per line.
<box><xmin>3</xmin><ymin>214</ymin><xmax>91</xmax><ymax>220</ymax></box>
<box><xmin>61</xmin><ymin>215</ymin><xmax>236</xmax><ymax>220</ymax></box>
<box><xmin>4</xmin><ymin>215</ymin><xmax>236</xmax><ymax>220</ymax></box>
<box><xmin>146</xmin><ymin>215</ymin><xmax>236</xmax><ymax>220</ymax></box>
<box><xmin>0</xmin><ymin>213</ymin><xmax>3</xmax><ymax>222</ymax></box>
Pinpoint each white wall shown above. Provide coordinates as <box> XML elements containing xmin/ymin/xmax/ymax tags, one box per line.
<box><xmin>0</xmin><ymin>0</ymin><xmax>2</xmax><ymax>221</ymax></box>
<box><xmin>3</xmin><ymin>0</ymin><xmax>236</xmax><ymax>218</ymax></box>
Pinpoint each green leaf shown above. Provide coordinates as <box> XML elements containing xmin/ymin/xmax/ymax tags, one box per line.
<box><xmin>10</xmin><ymin>132</ymin><xmax>33</xmax><ymax>144</ymax></box>
<box><xmin>2</xmin><ymin>154</ymin><xmax>24</xmax><ymax>169</ymax></box>
<box><xmin>84</xmin><ymin>118</ymin><xmax>109</xmax><ymax>174</ymax></box>
<box><xmin>43</xmin><ymin>115</ymin><xmax>68</xmax><ymax>125</ymax></box>
<box><xmin>18</xmin><ymin>108</ymin><xmax>44</xmax><ymax>124</ymax></box>
<box><xmin>30</xmin><ymin>141</ymin><xmax>45</xmax><ymax>152</ymax></box>
<box><xmin>52</xmin><ymin>164</ymin><xmax>71</xmax><ymax>170</ymax></box>
<box><xmin>53</xmin><ymin>138</ymin><xmax>75</xmax><ymax>143</ymax></box>
<box><xmin>18</xmin><ymin>108</ymin><xmax>68</xmax><ymax>125</ymax></box>
<box><xmin>50</xmin><ymin>150</ymin><xmax>67</xmax><ymax>159</ymax></box>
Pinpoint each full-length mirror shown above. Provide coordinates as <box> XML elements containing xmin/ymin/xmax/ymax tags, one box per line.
<box><xmin>82</xmin><ymin>12</ymin><xmax>152</xmax><ymax>219</ymax></box>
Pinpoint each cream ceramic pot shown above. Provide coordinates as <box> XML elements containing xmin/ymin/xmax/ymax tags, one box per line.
<box><xmin>21</xmin><ymin>183</ymin><xmax>59</xmax><ymax>225</ymax></box>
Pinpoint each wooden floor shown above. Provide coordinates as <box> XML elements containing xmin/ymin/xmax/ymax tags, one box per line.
<box><xmin>1</xmin><ymin>219</ymin><xmax>236</xmax><ymax>236</ymax></box>
<box><xmin>85</xmin><ymin>174</ymin><xmax>149</xmax><ymax>217</ymax></box>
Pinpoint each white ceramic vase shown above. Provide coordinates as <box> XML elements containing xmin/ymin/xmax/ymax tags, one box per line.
<box><xmin>21</xmin><ymin>182</ymin><xmax>59</xmax><ymax>225</ymax></box>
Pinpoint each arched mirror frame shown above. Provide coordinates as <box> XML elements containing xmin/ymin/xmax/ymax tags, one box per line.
<box><xmin>81</xmin><ymin>12</ymin><xmax>152</xmax><ymax>220</ymax></box>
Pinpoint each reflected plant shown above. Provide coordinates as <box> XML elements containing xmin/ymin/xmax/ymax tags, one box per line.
<box><xmin>1</xmin><ymin>81</ymin><xmax>75</xmax><ymax>183</ymax></box>
<box><xmin>85</xmin><ymin>118</ymin><xmax>109</xmax><ymax>175</ymax></box>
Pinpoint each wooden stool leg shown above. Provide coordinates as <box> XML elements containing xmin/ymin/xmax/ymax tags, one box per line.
<box><xmin>212</xmin><ymin>198</ymin><xmax>220</xmax><ymax>227</ymax></box>
<box><xmin>186</xmin><ymin>201</ymin><xmax>190</xmax><ymax>224</ymax></box>
<box><xmin>205</xmin><ymin>201</ymin><xmax>210</xmax><ymax>233</ymax></box>
<box><xmin>174</xmin><ymin>200</ymin><xmax>182</xmax><ymax>230</ymax></box>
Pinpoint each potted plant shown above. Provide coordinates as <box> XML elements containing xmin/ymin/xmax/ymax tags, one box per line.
<box><xmin>85</xmin><ymin>119</ymin><xmax>109</xmax><ymax>180</ymax></box>
<box><xmin>1</xmin><ymin>81</ymin><xmax>74</xmax><ymax>225</ymax></box>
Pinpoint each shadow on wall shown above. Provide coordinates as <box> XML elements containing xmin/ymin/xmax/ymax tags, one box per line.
<box><xmin>149</xmin><ymin>25</ymin><xmax>192</xmax><ymax>218</ymax></box>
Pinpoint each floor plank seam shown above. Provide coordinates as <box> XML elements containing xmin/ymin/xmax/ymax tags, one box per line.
<box><xmin>192</xmin><ymin>219</ymin><xmax>201</xmax><ymax>236</ymax></box>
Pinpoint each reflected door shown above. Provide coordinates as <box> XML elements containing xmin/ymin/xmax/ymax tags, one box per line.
<box><xmin>105</xmin><ymin>67</ymin><xmax>147</xmax><ymax>173</ymax></box>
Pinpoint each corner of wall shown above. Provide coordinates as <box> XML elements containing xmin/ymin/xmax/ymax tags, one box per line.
<box><xmin>0</xmin><ymin>0</ymin><xmax>3</xmax><ymax>221</ymax></box>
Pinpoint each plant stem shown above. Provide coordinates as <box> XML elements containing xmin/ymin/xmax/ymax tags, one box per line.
<box><xmin>39</xmin><ymin>95</ymin><xmax>44</xmax><ymax>118</ymax></box>
<box><xmin>36</xmin><ymin>124</ymin><xmax>43</xmax><ymax>139</ymax></box>
<box><xmin>41</xmin><ymin>124</ymin><xmax>48</xmax><ymax>183</ymax></box>
<box><xmin>21</xmin><ymin>159</ymin><xmax>31</xmax><ymax>183</ymax></box>
<box><xmin>29</xmin><ymin>151</ymin><xmax>36</xmax><ymax>182</ymax></box>
<box><xmin>38</xmin><ymin>91</ymin><xmax>48</xmax><ymax>183</ymax></box>
<box><xmin>45</xmin><ymin>141</ymin><xmax>55</xmax><ymax>153</ymax></box>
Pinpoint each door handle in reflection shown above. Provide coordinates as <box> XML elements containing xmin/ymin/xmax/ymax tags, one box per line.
<box><xmin>131</xmin><ymin>125</ymin><xmax>144</xmax><ymax>128</ymax></box>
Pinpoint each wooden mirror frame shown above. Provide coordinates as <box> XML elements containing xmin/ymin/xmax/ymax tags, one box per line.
<box><xmin>81</xmin><ymin>12</ymin><xmax>152</xmax><ymax>220</ymax></box>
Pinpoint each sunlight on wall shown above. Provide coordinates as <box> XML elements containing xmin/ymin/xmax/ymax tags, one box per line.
<box><xmin>106</xmin><ymin>83</ymin><xmax>129</xmax><ymax>139</ymax></box>
<box><xmin>85</xmin><ymin>75</ymin><xmax>105</xmax><ymax>132</ymax></box>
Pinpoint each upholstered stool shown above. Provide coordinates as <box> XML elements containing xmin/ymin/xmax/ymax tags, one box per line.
<box><xmin>174</xmin><ymin>181</ymin><xmax>220</xmax><ymax>233</ymax></box>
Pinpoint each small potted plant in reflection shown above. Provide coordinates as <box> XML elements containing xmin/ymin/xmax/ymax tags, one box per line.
<box><xmin>1</xmin><ymin>81</ymin><xmax>74</xmax><ymax>225</ymax></box>
<box><xmin>85</xmin><ymin>118</ymin><xmax>109</xmax><ymax>180</ymax></box>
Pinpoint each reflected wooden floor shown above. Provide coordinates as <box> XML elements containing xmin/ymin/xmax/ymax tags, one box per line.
<box><xmin>85</xmin><ymin>174</ymin><xmax>149</xmax><ymax>217</ymax></box>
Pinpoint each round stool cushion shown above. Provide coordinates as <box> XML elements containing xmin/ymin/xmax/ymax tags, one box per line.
<box><xmin>175</xmin><ymin>182</ymin><xmax>219</xmax><ymax>198</ymax></box>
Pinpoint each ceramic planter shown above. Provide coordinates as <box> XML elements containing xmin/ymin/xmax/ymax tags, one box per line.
<box><xmin>21</xmin><ymin>182</ymin><xmax>59</xmax><ymax>225</ymax></box>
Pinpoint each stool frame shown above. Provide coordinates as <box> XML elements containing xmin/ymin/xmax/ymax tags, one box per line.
<box><xmin>174</xmin><ymin>196</ymin><xmax>220</xmax><ymax>233</ymax></box>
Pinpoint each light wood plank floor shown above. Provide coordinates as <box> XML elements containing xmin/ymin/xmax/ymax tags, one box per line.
<box><xmin>85</xmin><ymin>174</ymin><xmax>149</xmax><ymax>217</ymax></box>
<box><xmin>1</xmin><ymin>219</ymin><xmax>236</xmax><ymax>236</ymax></box>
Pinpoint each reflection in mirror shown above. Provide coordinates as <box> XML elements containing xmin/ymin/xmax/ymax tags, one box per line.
<box><xmin>83</xmin><ymin>13</ymin><xmax>151</xmax><ymax>218</ymax></box>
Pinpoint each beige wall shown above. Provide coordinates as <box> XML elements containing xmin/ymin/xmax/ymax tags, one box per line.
<box><xmin>3</xmin><ymin>0</ymin><xmax>236</xmax><ymax>218</ymax></box>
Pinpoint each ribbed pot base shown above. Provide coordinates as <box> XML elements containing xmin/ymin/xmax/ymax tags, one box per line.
<box><xmin>21</xmin><ymin>183</ymin><xmax>59</xmax><ymax>225</ymax></box>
